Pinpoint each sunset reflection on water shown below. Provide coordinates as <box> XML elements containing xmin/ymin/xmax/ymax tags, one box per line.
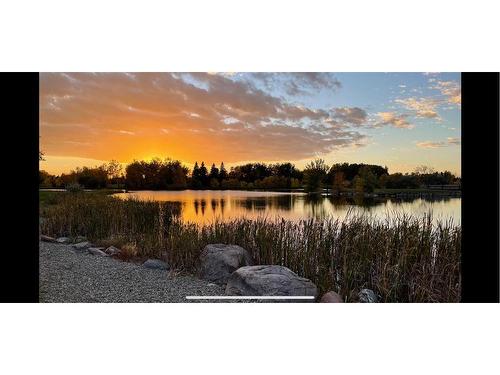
<box><xmin>113</xmin><ymin>190</ymin><xmax>461</xmax><ymax>225</ymax></box>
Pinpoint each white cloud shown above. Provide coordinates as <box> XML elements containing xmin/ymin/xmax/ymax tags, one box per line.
<box><xmin>395</xmin><ymin>97</ymin><xmax>440</xmax><ymax>119</ymax></box>
<box><xmin>430</xmin><ymin>80</ymin><xmax>461</xmax><ymax>105</ymax></box>
<box><xmin>375</xmin><ymin>112</ymin><xmax>414</xmax><ymax>129</ymax></box>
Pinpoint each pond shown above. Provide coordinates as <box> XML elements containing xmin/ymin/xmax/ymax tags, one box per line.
<box><xmin>113</xmin><ymin>190</ymin><xmax>461</xmax><ymax>225</ymax></box>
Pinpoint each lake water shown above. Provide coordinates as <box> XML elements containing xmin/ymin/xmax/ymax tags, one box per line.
<box><xmin>113</xmin><ymin>190</ymin><xmax>461</xmax><ymax>225</ymax></box>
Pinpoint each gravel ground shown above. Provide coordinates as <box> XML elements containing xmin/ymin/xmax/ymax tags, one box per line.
<box><xmin>39</xmin><ymin>241</ymin><xmax>226</xmax><ymax>302</ymax></box>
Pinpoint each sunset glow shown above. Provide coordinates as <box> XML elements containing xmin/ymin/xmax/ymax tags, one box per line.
<box><xmin>40</xmin><ymin>72</ymin><xmax>461</xmax><ymax>175</ymax></box>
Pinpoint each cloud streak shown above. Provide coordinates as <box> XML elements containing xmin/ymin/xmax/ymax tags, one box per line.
<box><xmin>416</xmin><ymin>137</ymin><xmax>461</xmax><ymax>149</ymax></box>
<box><xmin>248</xmin><ymin>72</ymin><xmax>342</xmax><ymax>96</ymax></box>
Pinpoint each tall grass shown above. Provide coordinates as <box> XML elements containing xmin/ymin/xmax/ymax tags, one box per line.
<box><xmin>40</xmin><ymin>193</ymin><xmax>461</xmax><ymax>302</ymax></box>
<box><xmin>40</xmin><ymin>192</ymin><xmax>181</xmax><ymax>258</ymax></box>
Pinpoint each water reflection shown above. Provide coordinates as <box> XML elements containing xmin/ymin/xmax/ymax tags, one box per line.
<box><xmin>113</xmin><ymin>190</ymin><xmax>461</xmax><ymax>225</ymax></box>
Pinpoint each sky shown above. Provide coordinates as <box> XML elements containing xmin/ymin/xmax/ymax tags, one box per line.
<box><xmin>39</xmin><ymin>72</ymin><xmax>461</xmax><ymax>176</ymax></box>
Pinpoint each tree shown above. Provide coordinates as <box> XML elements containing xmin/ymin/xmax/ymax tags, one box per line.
<box><xmin>219</xmin><ymin>162</ymin><xmax>227</xmax><ymax>181</ymax></box>
<box><xmin>39</xmin><ymin>170</ymin><xmax>52</xmax><ymax>187</ymax></box>
<box><xmin>303</xmin><ymin>159</ymin><xmax>329</xmax><ymax>193</ymax></box>
<box><xmin>191</xmin><ymin>162</ymin><xmax>201</xmax><ymax>188</ymax></box>
<box><xmin>209</xmin><ymin>163</ymin><xmax>219</xmax><ymax>181</ymax></box>
<box><xmin>125</xmin><ymin>161</ymin><xmax>146</xmax><ymax>189</ymax></box>
<box><xmin>353</xmin><ymin>175</ymin><xmax>365</xmax><ymax>194</ymax></box>
<box><xmin>125</xmin><ymin>159</ymin><xmax>188</xmax><ymax>190</ymax></box>
<box><xmin>199</xmin><ymin>162</ymin><xmax>208</xmax><ymax>187</ymax></box>
<box><xmin>105</xmin><ymin>160</ymin><xmax>123</xmax><ymax>179</ymax></box>
<box><xmin>209</xmin><ymin>178</ymin><xmax>220</xmax><ymax>189</ymax></box>
<box><xmin>158</xmin><ymin>159</ymin><xmax>189</xmax><ymax>189</ymax></box>
<box><xmin>414</xmin><ymin>165</ymin><xmax>435</xmax><ymax>175</ymax></box>
<box><xmin>357</xmin><ymin>165</ymin><xmax>378</xmax><ymax>193</ymax></box>
<box><xmin>332</xmin><ymin>171</ymin><xmax>346</xmax><ymax>195</ymax></box>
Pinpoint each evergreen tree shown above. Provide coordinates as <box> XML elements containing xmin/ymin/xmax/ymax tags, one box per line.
<box><xmin>192</xmin><ymin>162</ymin><xmax>201</xmax><ymax>188</ymax></box>
<box><xmin>219</xmin><ymin>162</ymin><xmax>227</xmax><ymax>181</ymax></box>
<box><xmin>209</xmin><ymin>163</ymin><xmax>219</xmax><ymax>180</ymax></box>
<box><xmin>199</xmin><ymin>162</ymin><xmax>208</xmax><ymax>187</ymax></box>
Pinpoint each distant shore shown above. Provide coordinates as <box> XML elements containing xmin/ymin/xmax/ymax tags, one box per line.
<box><xmin>40</xmin><ymin>186</ymin><xmax>461</xmax><ymax>198</ymax></box>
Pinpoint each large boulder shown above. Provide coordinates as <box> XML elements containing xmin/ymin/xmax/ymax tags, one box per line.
<box><xmin>320</xmin><ymin>291</ymin><xmax>344</xmax><ymax>303</ymax></box>
<box><xmin>225</xmin><ymin>265</ymin><xmax>317</xmax><ymax>299</ymax></box>
<box><xmin>199</xmin><ymin>244</ymin><xmax>252</xmax><ymax>285</ymax></box>
<box><xmin>358</xmin><ymin>288</ymin><xmax>379</xmax><ymax>303</ymax></box>
<box><xmin>143</xmin><ymin>259</ymin><xmax>169</xmax><ymax>270</ymax></box>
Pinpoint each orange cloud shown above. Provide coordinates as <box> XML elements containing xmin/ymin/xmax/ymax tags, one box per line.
<box><xmin>416</xmin><ymin>137</ymin><xmax>461</xmax><ymax>149</ymax></box>
<box><xmin>394</xmin><ymin>97</ymin><xmax>440</xmax><ymax>119</ymax></box>
<box><xmin>40</xmin><ymin>73</ymin><xmax>367</xmax><ymax>166</ymax></box>
<box><xmin>375</xmin><ymin>112</ymin><xmax>414</xmax><ymax>129</ymax></box>
<box><xmin>432</xmin><ymin>80</ymin><xmax>461</xmax><ymax>105</ymax></box>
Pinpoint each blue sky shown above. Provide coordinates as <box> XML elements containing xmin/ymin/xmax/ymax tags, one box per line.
<box><xmin>224</xmin><ymin>72</ymin><xmax>461</xmax><ymax>174</ymax></box>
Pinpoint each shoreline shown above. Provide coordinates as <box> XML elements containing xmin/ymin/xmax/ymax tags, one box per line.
<box><xmin>40</xmin><ymin>187</ymin><xmax>462</xmax><ymax>198</ymax></box>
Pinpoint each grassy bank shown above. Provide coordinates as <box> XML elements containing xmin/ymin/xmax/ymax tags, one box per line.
<box><xmin>40</xmin><ymin>192</ymin><xmax>461</xmax><ymax>302</ymax></box>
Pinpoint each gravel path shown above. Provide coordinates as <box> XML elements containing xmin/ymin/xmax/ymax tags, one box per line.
<box><xmin>39</xmin><ymin>241</ymin><xmax>226</xmax><ymax>302</ymax></box>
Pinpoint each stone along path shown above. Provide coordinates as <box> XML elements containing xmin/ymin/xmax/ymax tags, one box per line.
<box><xmin>39</xmin><ymin>241</ymin><xmax>225</xmax><ymax>302</ymax></box>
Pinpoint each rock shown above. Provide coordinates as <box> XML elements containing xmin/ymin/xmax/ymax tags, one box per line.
<box><xmin>320</xmin><ymin>291</ymin><xmax>344</xmax><ymax>303</ymax></box>
<box><xmin>88</xmin><ymin>247</ymin><xmax>108</xmax><ymax>256</ymax></box>
<box><xmin>105</xmin><ymin>246</ymin><xmax>122</xmax><ymax>256</ymax></box>
<box><xmin>56</xmin><ymin>237</ymin><xmax>72</xmax><ymax>244</ymax></box>
<box><xmin>73</xmin><ymin>236</ymin><xmax>87</xmax><ymax>243</ymax></box>
<box><xmin>143</xmin><ymin>259</ymin><xmax>169</xmax><ymax>270</ymax></box>
<box><xmin>40</xmin><ymin>235</ymin><xmax>57</xmax><ymax>243</ymax></box>
<box><xmin>225</xmin><ymin>265</ymin><xmax>318</xmax><ymax>299</ymax></box>
<box><xmin>358</xmin><ymin>288</ymin><xmax>378</xmax><ymax>303</ymax></box>
<box><xmin>199</xmin><ymin>244</ymin><xmax>253</xmax><ymax>285</ymax></box>
<box><xmin>72</xmin><ymin>241</ymin><xmax>92</xmax><ymax>250</ymax></box>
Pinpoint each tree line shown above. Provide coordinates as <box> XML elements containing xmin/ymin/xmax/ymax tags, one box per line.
<box><xmin>39</xmin><ymin>157</ymin><xmax>460</xmax><ymax>193</ymax></box>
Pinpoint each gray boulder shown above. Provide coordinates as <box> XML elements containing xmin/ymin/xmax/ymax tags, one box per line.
<box><xmin>225</xmin><ymin>265</ymin><xmax>317</xmax><ymax>299</ymax></box>
<box><xmin>320</xmin><ymin>291</ymin><xmax>344</xmax><ymax>303</ymax></box>
<box><xmin>56</xmin><ymin>237</ymin><xmax>72</xmax><ymax>244</ymax></box>
<box><xmin>40</xmin><ymin>235</ymin><xmax>57</xmax><ymax>243</ymax></box>
<box><xmin>72</xmin><ymin>241</ymin><xmax>92</xmax><ymax>250</ymax></box>
<box><xmin>358</xmin><ymin>288</ymin><xmax>378</xmax><ymax>303</ymax></box>
<box><xmin>199</xmin><ymin>244</ymin><xmax>252</xmax><ymax>285</ymax></box>
<box><xmin>88</xmin><ymin>247</ymin><xmax>108</xmax><ymax>256</ymax></box>
<box><xmin>105</xmin><ymin>246</ymin><xmax>122</xmax><ymax>256</ymax></box>
<box><xmin>143</xmin><ymin>259</ymin><xmax>169</xmax><ymax>270</ymax></box>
